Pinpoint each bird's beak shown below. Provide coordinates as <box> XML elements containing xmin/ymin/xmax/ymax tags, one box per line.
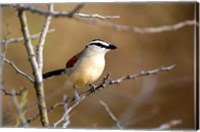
<box><xmin>109</xmin><ymin>44</ymin><xmax>117</xmax><ymax>50</ymax></box>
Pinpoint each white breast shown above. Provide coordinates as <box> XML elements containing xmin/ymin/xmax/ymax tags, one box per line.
<box><xmin>67</xmin><ymin>54</ymin><xmax>105</xmax><ymax>88</ymax></box>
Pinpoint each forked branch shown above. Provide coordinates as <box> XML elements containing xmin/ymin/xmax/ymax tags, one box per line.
<box><xmin>17</xmin><ymin>7</ymin><xmax>49</xmax><ymax>127</ymax></box>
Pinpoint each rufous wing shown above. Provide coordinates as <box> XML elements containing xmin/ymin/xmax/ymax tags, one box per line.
<box><xmin>66</xmin><ymin>53</ymin><xmax>80</xmax><ymax>68</ymax></box>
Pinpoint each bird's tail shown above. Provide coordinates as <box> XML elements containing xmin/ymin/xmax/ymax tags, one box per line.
<box><xmin>43</xmin><ymin>69</ymin><xmax>66</xmax><ymax>79</ymax></box>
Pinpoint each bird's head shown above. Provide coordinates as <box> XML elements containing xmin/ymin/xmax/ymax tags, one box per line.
<box><xmin>85</xmin><ymin>39</ymin><xmax>117</xmax><ymax>55</ymax></box>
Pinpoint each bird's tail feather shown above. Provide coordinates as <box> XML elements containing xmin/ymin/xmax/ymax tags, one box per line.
<box><xmin>43</xmin><ymin>69</ymin><xmax>65</xmax><ymax>79</ymax></box>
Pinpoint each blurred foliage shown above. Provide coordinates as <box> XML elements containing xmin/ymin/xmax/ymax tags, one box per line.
<box><xmin>1</xmin><ymin>2</ymin><xmax>196</xmax><ymax>129</ymax></box>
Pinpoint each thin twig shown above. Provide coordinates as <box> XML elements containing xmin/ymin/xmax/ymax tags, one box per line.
<box><xmin>152</xmin><ymin>119</ymin><xmax>182</xmax><ymax>130</ymax></box>
<box><xmin>62</xmin><ymin>95</ymin><xmax>69</xmax><ymax>128</ymax></box>
<box><xmin>53</xmin><ymin>96</ymin><xmax>85</xmax><ymax>128</ymax></box>
<box><xmin>4</xmin><ymin>4</ymin><xmax>196</xmax><ymax>33</ymax></box>
<box><xmin>68</xmin><ymin>3</ymin><xmax>84</xmax><ymax>17</ymax></box>
<box><xmin>99</xmin><ymin>100</ymin><xmax>123</xmax><ymax>129</ymax></box>
<box><xmin>3</xmin><ymin>4</ymin><xmax>119</xmax><ymax>20</ymax></box>
<box><xmin>2</xmin><ymin>56</ymin><xmax>34</xmax><ymax>83</ymax></box>
<box><xmin>4</xmin><ymin>4</ymin><xmax>84</xmax><ymax>18</ymax></box>
<box><xmin>74</xmin><ymin>17</ymin><xmax>198</xmax><ymax>33</ymax></box>
<box><xmin>36</xmin><ymin>4</ymin><xmax>53</xmax><ymax>72</ymax></box>
<box><xmin>81</xmin><ymin>64</ymin><xmax>176</xmax><ymax>97</ymax></box>
<box><xmin>12</xmin><ymin>90</ymin><xmax>28</xmax><ymax>127</ymax></box>
<box><xmin>0</xmin><ymin>29</ymin><xmax>55</xmax><ymax>45</ymax></box>
<box><xmin>75</xmin><ymin>13</ymin><xmax>120</xmax><ymax>20</ymax></box>
<box><xmin>0</xmin><ymin>87</ymin><xmax>27</xmax><ymax>96</ymax></box>
<box><xmin>18</xmin><ymin>8</ymin><xmax>49</xmax><ymax>127</ymax></box>
<box><xmin>26</xmin><ymin>64</ymin><xmax>176</xmax><ymax>123</ymax></box>
<box><xmin>0</xmin><ymin>24</ymin><xmax>12</xmax><ymax>75</ymax></box>
<box><xmin>110</xmin><ymin>64</ymin><xmax>176</xmax><ymax>84</ymax></box>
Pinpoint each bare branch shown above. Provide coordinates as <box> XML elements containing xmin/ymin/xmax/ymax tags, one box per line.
<box><xmin>53</xmin><ymin>96</ymin><xmax>85</xmax><ymax>128</ymax></box>
<box><xmin>0</xmin><ymin>24</ymin><xmax>11</xmax><ymax>76</ymax></box>
<box><xmin>0</xmin><ymin>29</ymin><xmax>55</xmax><ymax>45</ymax></box>
<box><xmin>110</xmin><ymin>64</ymin><xmax>176</xmax><ymax>84</ymax></box>
<box><xmin>81</xmin><ymin>64</ymin><xmax>176</xmax><ymax>97</ymax></box>
<box><xmin>18</xmin><ymin>8</ymin><xmax>41</xmax><ymax>81</ymax></box>
<box><xmin>67</xmin><ymin>3</ymin><xmax>84</xmax><ymax>17</ymax></box>
<box><xmin>18</xmin><ymin>8</ymin><xmax>49</xmax><ymax>127</ymax></box>
<box><xmin>99</xmin><ymin>100</ymin><xmax>123</xmax><ymax>129</ymax></box>
<box><xmin>152</xmin><ymin>119</ymin><xmax>182</xmax><ymax>130</ymax></box>
<box><xmin>2</xmin><ymin>56</ymin><xmax>34</xmax><ymax>83</ymax></box>
<box><xmin>4</xmin><ymin>4</ymin><xmax>84</xmax><ymax>18</ymax></box>
<box><xmin>4</xmin><ymin>4</ymin><xmax>119</xmax><ymax>21</ymax></box>
<box><xmin>62</xmin><ymin>95</ymin><xmax>70</xmax><ymax>128</ymax></box>
<box><xmin>4</xmin><ymin>4</ymin><xmax>195</xmax><ymax>33</ymax></box>
<box><xmin>26</xmin><ymin>64</ymin><xmax>176</xmax><ymax>123</ymax></box>
<box><xmin>75</xmin><ymin>13</ymin><xmax>120</xmax><ymax>20</ymax></box>
<box><xmin>36</xmin><ymin>4</ymin><xmax>53</xmax><ymax>72</ymax></box>
<box><xmin>0</xmin><ymin>87</ymin><xmax>27</xmax><ymax>96</ymax></box>
<box><xmin>74</xmin><ymin>17</ymin><xmax>197</xmax><ymax>33</ymax></box>
<box><xmin>12</xmin><ymin>90</ymin><xmax>28</xmax><ymax>127</ymax></box>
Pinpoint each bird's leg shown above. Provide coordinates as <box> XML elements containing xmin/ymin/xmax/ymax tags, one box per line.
<box><xmin>72</xmin><ymin>85</ymin><xmax>80</xmax><ymax>103</ymax></box>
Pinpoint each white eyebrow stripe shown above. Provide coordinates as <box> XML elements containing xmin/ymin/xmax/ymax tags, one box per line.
<box><xmin>89</xmin><ymin>40</ymin><xmax>110</xmax><ymax>46</ymax></box>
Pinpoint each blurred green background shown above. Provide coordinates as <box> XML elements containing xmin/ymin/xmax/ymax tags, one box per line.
<box><xmin>1</xmin><ymin>2</ymin><xmax>196</xmax><ymax>129</ymax></box>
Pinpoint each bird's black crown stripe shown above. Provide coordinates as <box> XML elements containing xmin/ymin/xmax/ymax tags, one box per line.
<box><xmin>86</xmin><ymin>39</ymin><xmax>117</xmax><ymax>49</ymax></box>
<box><xmin>88</xmin><ymin>42</ymin><xmax>117</xmax><ymax>49</ymax></box>
<box><xmin>89</xmin><ymin>42</ymin><xmax>110</xmax><ymax>49</ymax></box>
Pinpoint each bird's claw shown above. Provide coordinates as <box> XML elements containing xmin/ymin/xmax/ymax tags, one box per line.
<box><xmin>89</xmin><ymin>84</ymin><xmax>96</xmax><ymax>93</ymax></box>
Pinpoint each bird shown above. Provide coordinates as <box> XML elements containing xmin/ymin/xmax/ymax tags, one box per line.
<box><xmin>43</xmin><ymin>39</ymin><xmax>117</xmax><ymax>101</ymax></box>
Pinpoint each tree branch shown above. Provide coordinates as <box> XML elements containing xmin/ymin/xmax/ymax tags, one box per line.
<box><xmin>36</xmin><ymin>4</ymin><xmax>53</xmax><ymax>72</ymax></box>
<box><xmin>81</xmin><ymin>64</ymin><xmax>176</xmax><ymax>97</ymax></box>
<box><xmin>75</xmin><ymin>13</ymin><xmax>120</xmax><ymax>20</ymax></box>
<box><xmin>4</xmin><ymin>4</ymin><xmax>84</xmax><ymax>18</ymax></box>
<box><xmin>0</xmin><ymin>87</ymin><xmax>27</xmax><ymax>96</ymax></box>
<box><xmin>0</xmin><ymin>29</ymin><xmax>55</xmax><ymax>45</ymax></box>
<box><xmin>53</xmin><ymin>96</ymin><xmax>84</xmax><ymax>128</ymax></box>
<box><xmin>67</xmin><ymin>3</ymin><xmax>84</xmax><ymax>17</ymax></box>
<box><xmin>3</xmin><ymin>4</ymin><xmax>120</xmax><ymax>20</ymax></box>
<box><xmin>12</xmin><ymin>90</ymin><xmax>28</xmax><ymax>127</ymax></box>
<box><xmin>2</xmin><ymin>56</ymin><xmax>34</xmax><ymax>83</ymax></box>
<box><xmin>4</xmin><ymin>4</ymin><xmax>196</xmax><ymax>33</ymax></box>
<box><xmin>74</xmin><ymin>17</ymin><xmax>197</xmax><ymax>33</ymax></box>
<box><xmin>17</xmin><ymin>8</ymin><xmax>49</xmax><ymax>127</ymax></box>
<box><xmin>26</xmin><ymin>64</ymin><xmax>176</xmax><ymax>123</ymax></box>
<box><xmin>99</xmin><ymin>100</ymin><xmax>123</xmax><ymax>129</ymax></box>
<box><xmin>152</xmin><ymin>119</ymin><xmax>182</xmax><ymax>130</ymax></box>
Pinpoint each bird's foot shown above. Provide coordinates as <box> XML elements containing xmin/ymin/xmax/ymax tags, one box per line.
<box><xmin>89</xmin><ymin>84</ymin><xmax>96</xmax><ymax>93</ymax></box>
<box><xmin>73</xmin><ymin>94</ymin><xmax>80</xmax><ymax>103</ymax></box>
<box><xmin>73</xmin><ymin>86</ymin><xmax>80</xmax><ymax>103</ymax></box>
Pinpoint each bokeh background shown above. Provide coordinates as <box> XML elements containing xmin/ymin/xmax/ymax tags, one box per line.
<box><xmin>1</xmin><ymin>2</ymin><xmax>196</xmax><ymax>129</ymax></box>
